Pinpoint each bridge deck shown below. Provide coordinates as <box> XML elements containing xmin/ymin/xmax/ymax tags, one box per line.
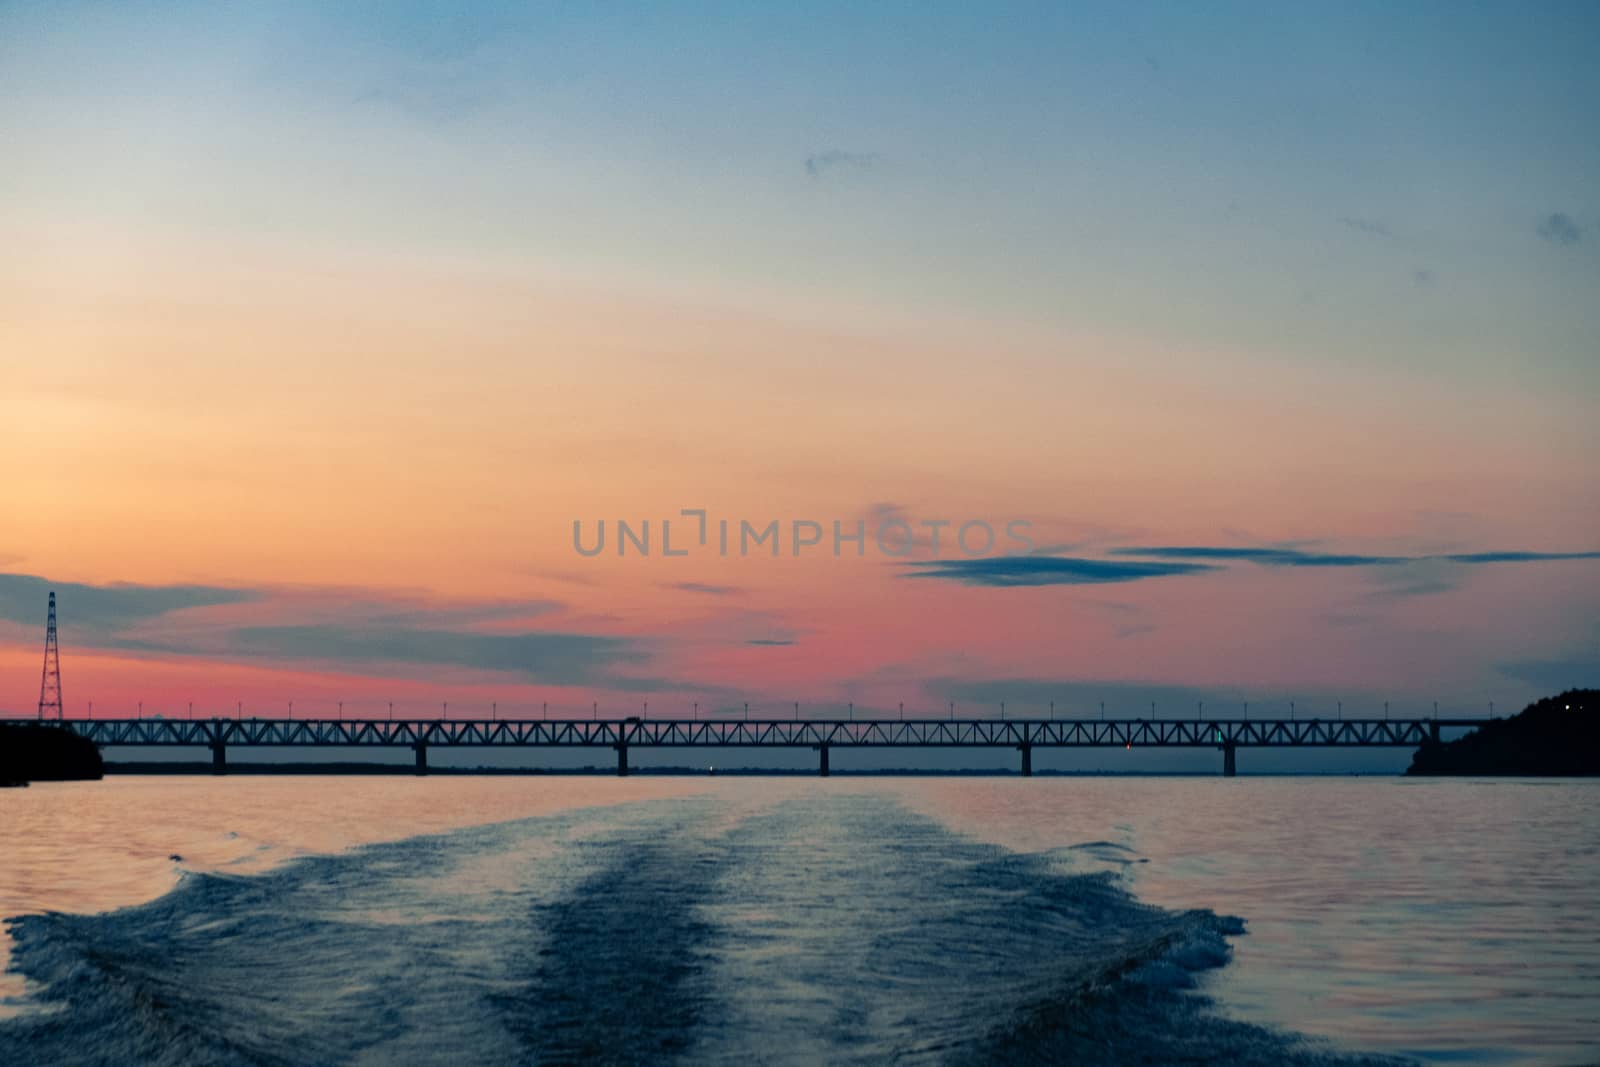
<box><xmin>59</xmin><ymin>716</ymin><xmax>1483</xmax><ymax>748</ymax></box>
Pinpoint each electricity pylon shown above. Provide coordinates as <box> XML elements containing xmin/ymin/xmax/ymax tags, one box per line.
<box><xmin>37</xmin><ymin>591</ymin><xmax>62</xmax><ymax>720</ymax></box>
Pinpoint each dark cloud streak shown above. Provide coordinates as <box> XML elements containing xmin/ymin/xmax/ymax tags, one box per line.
<box><xmin>1114</xmin><ymin>546</ymin><xmax>1600</xmax><ymax>568</ymax></box>
<box><xmin>0</xmin><ymin>573</ymin><xmax>252</xmax><ymax>629</ymax></box>
<box><xmin>1112</xmin><ymin>547</ymin><xmax>1402</xmax><ymax>567</ymax></box>
<box><xmin>902</xmin><ymin>556</ymin><xmax>1213</xmax><ymax>587</ymax></box>
<box><xmin>0</xmin><ymin>572</ymin><xmax>662</xmax><ymax>690</ymax></box>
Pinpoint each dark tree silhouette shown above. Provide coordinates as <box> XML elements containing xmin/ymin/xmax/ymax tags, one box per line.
<box><xmin>0</xmin><ymin>723</ymin><xmax>104</xmax><ymax>784</ymax></box>
<box><xmin>1407</xmin><ymin>689</ymin><xmax>1597</xmax><ymax>775</ymax></box>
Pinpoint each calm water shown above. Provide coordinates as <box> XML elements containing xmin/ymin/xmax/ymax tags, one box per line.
<box><xmin>0</xmin><ymin>776</ymin><xmax>1595</xmax><ymax>1065</ymax></box>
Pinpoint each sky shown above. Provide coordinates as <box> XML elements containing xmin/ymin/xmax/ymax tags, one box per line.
<box><xmin>0</xmin><ymin>2</ymin><xmax>1596</xmax><ymax>767</ymax></box>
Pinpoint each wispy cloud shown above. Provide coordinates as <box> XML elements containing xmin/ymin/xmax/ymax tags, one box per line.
<box><xmin>902</xmin><ymin>556</ymin><xmax>1213</xmax><ymax>587</ymax></box>
<box><xmin>194</xmin><ymin>625</ymin><xmax>642</xmax><ymax>686</ymax></box>
<box><xmin>1337</xmin><ymin>216</ymin><xmax>1394</xmax><ymax>239</ymax></box>
<box><xmin>667</xmin><ymin>581</ymin><xmax>743</xmax><ymax>597</ymax></box>
<box><xmin>1498</xmin><ymin>652</ymin><xmax>1598</xmax><ymax>691</ymax></box>
<box><xmin>1080</xmin><ymin>599</ymin><xmax>1157</xmax><ymax>639</ymax></box>
<box><xmin>1536</xmin><ymin>212</ymin><xmax>1583</xmax><ymax>246</ymax></box>
<box><xmin>0</xmin><ymin>573</ymin><xmax>252</xmax><ymax>630</ymax></box>
<box><xmin>0</xmin><ymin>572</ymin><xmax>663</xmax><ymax>690</ymax></box>
<box><xmin>745</xmin><ymin>637</ymin><xmax>796</xmax><ymax>647</ymax></box>
<box><xmin>805</xmin><ymin>150</ymin><xmax>877</xmax><ymax>179</ymax></box>
<box><xmin>1103</xmin><ymin>545</ymin><xmax>1598</xmax><ymax>601</ymax></box>
<box><xmin>1362</xmin><ymin>559</ymin><xmax>1464</xmax><ymax>599</ymax></box>
<box><xmin>853</xmin><ymin>501</ymin><xmax>942</xmax><ymax>551</ymax></box>
<box><xmin>928</xmin><ymin>677</ymin><xmax>1326</xmax><ymax>717</ymax></box>
<box><xmin>103</xmin><ymin>620</ymin><xmax>667</xmax><ymax>691</ymax></box>
<box><xmin>900</xmin><ymin>546</ymin><xmax>1598</xmax><ymax>593</ymax></box>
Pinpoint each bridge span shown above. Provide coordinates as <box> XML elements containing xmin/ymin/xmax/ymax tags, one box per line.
<box><xmin>59</xmin><ymin>715</ymin><xmax>1487</xmax><ymax>776</ymax></box>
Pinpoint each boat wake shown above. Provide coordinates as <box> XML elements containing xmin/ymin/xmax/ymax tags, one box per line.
<box><xmin>0</xmin><ymin>793</ymin><xmax>1407</xmax><ymax>1065</ymax></box>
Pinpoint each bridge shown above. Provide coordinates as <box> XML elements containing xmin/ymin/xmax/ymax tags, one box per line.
<box><xmin>58</xmin><ymin>715</ymin><xmax>1487</xmax><ymax>776</ymax></box>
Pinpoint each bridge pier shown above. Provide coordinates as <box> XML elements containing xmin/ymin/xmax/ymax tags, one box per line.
<box><xmin>616</xmin><ymin>743</ymin><xmax>629</xmax><ymax>776</ymax></box>
<box><xmin>210</xmin><ymin>739</ymin><xmax>226</xmax><ymax>776</ymax></box>
<box><xmin>414</xmin><ymin>740</ymin><xmax>428</xmax><ymax>776</ymax></box>
<box><xmin>818</xmin><ymin>743</ymin><xmax>830</xmax><ymax>777</ymax></box>
<box><xmin>1222</xmin><ymin>742</ymin><xmax>1237</xmax><ymax>777</ymax></box>
<box><xmin>1019</xmin><ymin>743</ymin><xmax>1033</xmax><ymax>777</ymax></box>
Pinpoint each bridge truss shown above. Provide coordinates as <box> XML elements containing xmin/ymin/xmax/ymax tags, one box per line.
<box><xmin>59</xmin><ymin>716</ymin><xmax>1480</xmax><ymax>776</ymax></box>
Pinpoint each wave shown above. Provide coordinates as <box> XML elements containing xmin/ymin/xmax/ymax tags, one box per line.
<box><xmin>0</xmin><ymin>793</ymin><xmax>1408</xmax><ymax>1065</ymax></box>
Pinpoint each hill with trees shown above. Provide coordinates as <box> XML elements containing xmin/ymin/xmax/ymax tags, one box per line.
<box><xmin>1407</xmin><ymin>689</ymin><xmax>1598</xmax><ymax>775</ymax></box>
<box><xmin>0</xmin><ymin>722</ymin><xmax>104</xmax><ymax>784</ymax></box>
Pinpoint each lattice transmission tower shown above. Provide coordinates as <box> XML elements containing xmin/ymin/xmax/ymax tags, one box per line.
<box><xmin>37</xmin><ymin>591</ymin><xmax>63</xmax><ymax>720</ymax></box>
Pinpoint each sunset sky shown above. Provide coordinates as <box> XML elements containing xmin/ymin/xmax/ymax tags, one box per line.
<box><xmin>1</xmin><ymin>2</ymin><xmax>1595</xmax><ymax>743</ymax></box>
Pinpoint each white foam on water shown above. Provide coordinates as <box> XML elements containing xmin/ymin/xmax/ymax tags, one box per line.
<box><xmin>0</xmin><ymin>792</ymin><xmax>1409</xmax><ymax>1066</ymax></box>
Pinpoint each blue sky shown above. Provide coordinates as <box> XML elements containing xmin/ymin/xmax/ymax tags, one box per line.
<box><xmin>1</xmin><ymin>2</ymin><xmax>1595</xmax><ymax>767</ymax></box>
